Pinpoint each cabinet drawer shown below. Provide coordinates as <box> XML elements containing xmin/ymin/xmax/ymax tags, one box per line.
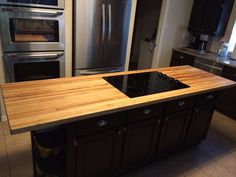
<box><xmin>222</xmin><ymin>66</ymin><xmax>236</xmax><ymax>81</ymax></box>
<box><xmin>127</xmin><ymin>104</ymin><xmax>163</xmax><ymax>123</ymax></box>
<box><xmin>195</xmin><ymin>92</ymin><xmax>217</xmax><ymax>106</ymax></box>
<box><xmin>166</xmin><ymin>97</ymin><xmax>194</xmax><ymax>113</ymax></box>
<box><xmin>77</xmin><ymin>112</ymin><xmax>125</xmax><ymax>136</ymax></box>
<box><xmin>170</xmin><ymin>51</ymin><xmax>195</xmax><ymax>66</ymax></box>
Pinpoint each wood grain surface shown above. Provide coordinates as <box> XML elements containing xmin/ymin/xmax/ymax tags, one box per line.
<box><xmin>1</xmin><ymin>66</ymin><xmax>235</xmax><ymax>134</ymax></box>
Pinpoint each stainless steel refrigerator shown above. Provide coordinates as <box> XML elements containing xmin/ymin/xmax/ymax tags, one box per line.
<box><xmin>73</xmin><ymin>0</ymin><xmax>132</xmax><ymax>75</ymax></box>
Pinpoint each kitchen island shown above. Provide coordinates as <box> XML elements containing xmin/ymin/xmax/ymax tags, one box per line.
<box><xmin>1</xmin><ymin>65</ymin><xmax>236</xmax><ymax>177</ymax></box>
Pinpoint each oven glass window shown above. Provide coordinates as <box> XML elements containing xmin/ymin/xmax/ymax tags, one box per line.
<box><xmin>14</xmin><ymin>61</ymin><xmax>60</xmax><ymax>82</ymax></box>
<box><xmin>9</xmin><ymin>19</ymin><xmax>59</xmax><ymax>42</ymax></box>
<box><xmin>7</xmin><ymin>0</ymin><xmax>58</xmax><ymax>6</ymax></box>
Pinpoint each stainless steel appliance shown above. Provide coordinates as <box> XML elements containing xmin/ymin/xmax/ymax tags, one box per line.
<box><xmin>193</xmin><ymin>58</ymin><xmax>223</xmax><ymax>76</ymax></box>
<box><xmin>0</xmin><ymin>0</ymin><xmax>64</xmax><ymax>9</ymax></box>
<box><xmin>73</xmin><ymin>0</ymin><xmax>132</xmax><ymax>75</ymax></box>
<box><xmin>0</xmin><ymin>6</ymin><xmax>65</xmax><ymax>52</ymax></box>
<box><xmin>0</xmin><ymin>1</ymin><xmax>65</xmax><ymax>83</ymax></box>
<box><xmin>3</xmin><ymin>51</ymin><xmax>65</xmax><ymax>82</ymax></box>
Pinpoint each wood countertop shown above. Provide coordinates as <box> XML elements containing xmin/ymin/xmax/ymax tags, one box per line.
<box><xmin>1</xmin><ymin>66</ymin><xmax>236</xmax><ymax>134</ymax></box>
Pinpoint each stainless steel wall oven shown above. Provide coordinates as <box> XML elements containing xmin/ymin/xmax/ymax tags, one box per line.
<box><xmin>0</xmin><ymin>6</ymin><xmax>65</xmax><ymax>52</ymax></box>
<box><xmin>0</xmin><ymin>0</ymin><xmax>64</xmax><ymax>9</ymax></box>
<box><xmin>3</xmin><ymin>51</ymin><xmax>65</xmax><ymax>82</ymax></box>
<box><xmin>0</xmin><ymin>1</ymin><xmax>65</xmax><ymax>83</ymax></box>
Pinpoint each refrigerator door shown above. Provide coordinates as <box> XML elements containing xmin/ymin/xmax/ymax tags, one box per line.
<box><xmin>74</xmin><ymin>0</ymin><xmax>107</xmax><ymax>70</ymax></box>
<box><xmin>105</xmin><ymin>0</ymin><xmax>131</xmax><ymax>67</ymax></box>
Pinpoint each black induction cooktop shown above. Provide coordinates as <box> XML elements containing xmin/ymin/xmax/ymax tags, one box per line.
<box><xmin>103</xmin><ymin>72</ymin><xmax>190</xmax><ymax>98</ymax></box>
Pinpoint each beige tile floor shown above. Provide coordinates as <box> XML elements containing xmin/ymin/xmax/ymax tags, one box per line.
<box><xmin>0</xmin><ymin>111</ymin><xmax>235</xmax><ymax>177</ymax></box>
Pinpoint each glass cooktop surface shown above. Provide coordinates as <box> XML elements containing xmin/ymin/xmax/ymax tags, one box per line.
<box><xmin>103</xmin><ymin>72</ymin><xmax>190</xmax><ymax>98</ymax></box>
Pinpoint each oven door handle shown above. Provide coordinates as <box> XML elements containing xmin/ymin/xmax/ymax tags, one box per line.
<box><xmin>2</xmin><ymin>8</ymin><xmax>63</xmax><ymax>17</ymax></box>
<box><xmin>6</xmin><ymin>52</ymin><xmax>64</xmax><ymax>59</ymax></box>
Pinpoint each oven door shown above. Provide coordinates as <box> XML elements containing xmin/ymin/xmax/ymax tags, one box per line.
<box><xmin>0</xmin><ymin>0</ymin><xmax>64</xmax><ymax>9</ymax></box>
<box><xmin>0</xmin><ymin>7</ymin><xmax>64</xmax><ymax>52</ymax></box>
<box><xmin>3</xmin><ymin>51</ymin><xmax>65</xmax><ymax>82</ymax></box>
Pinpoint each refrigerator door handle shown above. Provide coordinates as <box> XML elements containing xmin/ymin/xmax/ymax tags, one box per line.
<box><xmin>108</xmin><ymin>4</ymin><xmax>112</xmax><ymax>41</ymax></box>
<box><xmin>102</xmin><ymin>4</ymin><xmax>106</xmax><ymax>46</ymax></box>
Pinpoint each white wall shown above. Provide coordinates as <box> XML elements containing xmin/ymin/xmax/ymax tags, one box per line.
<box><xmin>152</xmin><ymin>0</ymin><xmax>193</xmax><ymax>67</ymax></box>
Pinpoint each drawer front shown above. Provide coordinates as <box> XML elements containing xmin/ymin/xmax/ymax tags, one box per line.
<box><xmin>170</xmin><ymin>51</ymin><xmax>195</xmax><ymax>66</ymax></box>
<box><xmin>196</xmin><ymin>92</ymin><xmax>217</xmax><ymax>106</ymax></box>
<box><xmin>77</xmin><ymin>112</ymin><xmax>125</xmax><ymax>136</ymax></box>
<box><xmin>127</xmin><ymin>104</ymin><xmax>163</xmax><ymax>123</ymax></box>
<box><xmin>222</xmin><ymin>66</ymin><xmax>236</xmax><ymax>81</ymax></box>
<box><xmin>166</xmin><ymin>97</ymin><xmax>194</xmax><ymax>113</ymax></box>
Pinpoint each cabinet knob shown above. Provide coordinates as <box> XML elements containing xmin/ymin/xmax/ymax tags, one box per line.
<box><xmin>178</xmin><ymin>101</ymin><xmax>185</xmax><ymax>106</ymax></box>
<box><xmin>165</xmin><ymin>118</ymin><xmax>169</xmax><ymax>122</ymax></box>
<box><xmin>180</xmin><ymin>56</ymin><xmax>185</xmax><ymax>59</ymax></box>
<box><xmin>73</xmin><ymin>139</ymin><xmax>78</xmax><ymax>146</ymax></box>
<box><xmin>206</xmin><ymin>94</ymin><xmax>213</xmax><ymax>100</ymax></box>
<box><xmin>143</xmin><ymin>108</ymin><xmax>152</xmax><ymax>115</ymax></box>
<box><xmin>117</xmin><ymin>130</ymin><xmax>123</xmax><ymax>135</ymax></box>
<box><xmin>195</xmin><ymin>109</ymin><xmax>199</xmax><ymax>113</ymax></box>
<box><xmin>122</xmin><ymin>127</ymin><xmax>127</xmax><ymax>132</ymax></box>
<box><xmin>157</xmin><ymin>119</ymin><xmax>161</xmax><ymax>124</ymax></box>
<box><xmin>97</xmin><ymin>120</ymin><xmax>108</xmax><ymax>127</ymax></box>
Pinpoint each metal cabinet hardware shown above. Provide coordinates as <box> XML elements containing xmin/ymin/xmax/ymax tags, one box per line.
<box><xmin>143</xmin><ymin>108</ymin><xmax>152</xmax><ymax>115</ymax></box>
<box><xmin>206</xmin><ymin>94</ymin><xmax>213</xmax><ymax>100</ymax></box>
<box><xmin>178</xmin><ymin>101</ymin><xmax>185</xmax><ymax>106</ymax></box>
<box><xmin>179</xmin><ymin>56</ymin><xmax>185</xmax><ymax>59</ymax></box>
<box><xmin>73</xmin><ymin>139</ymin><xmax>78</xmax><ymax>146</ymax></box>
<box><xmin>97</xmin><ymin>120</ymin><xmax>108</xmax><ymax>127</ymax></box>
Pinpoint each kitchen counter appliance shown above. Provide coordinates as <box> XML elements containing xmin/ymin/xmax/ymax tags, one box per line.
<box><xmin>73</xmin><ymin>0</ymin><xmax>132</xmax><ymax>75</ymax></box>
<box><xmin>103</xmin><ymin>72</ymin><xmax>189</xmax><ymax>98</ymax></box>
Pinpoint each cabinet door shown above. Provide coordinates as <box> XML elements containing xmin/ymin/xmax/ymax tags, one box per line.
<box><xmin>201</xmin><ymin>0</ymin><xmax>224</xmax><ymax>34</ymax></box>
<box><xmin>188</xmin><ymin>0</ymin><xmax>207</xmax><ymax>32</ymax></box>
<box><xmin>185</xmin><ymin>105</ymin><xmax>214</xmax><ymax>146</ymax></box>
<box><xmin>121</xmin><ymin>118</ymin><xmax>161</xmax><ymax>171</ymax></box>
<box><xmin>76</xmin><ymin>129</ymin><xmax>123</xmax><ymax>177</ymax></box>
<box><xmin>157</xmin><ymin>110</ymin><xmax>191</xmax><ymax>156</ymax></box>
<box><xmin>216</xmin><ymin>66</ymin><xmax>236</xmax><ymax>119</ymax></box>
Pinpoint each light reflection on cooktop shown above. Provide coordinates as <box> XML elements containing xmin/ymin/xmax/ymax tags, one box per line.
<box><xmin>103</xmin><ymin>72</ymin><xmax>190</xmax><ymax>98</ymax></box>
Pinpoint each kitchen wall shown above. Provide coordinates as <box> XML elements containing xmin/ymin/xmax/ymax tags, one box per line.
<box><xmin>152</xmin><ymin>0</ymin><xmax>193</xmax><ymax>67</ymax></box>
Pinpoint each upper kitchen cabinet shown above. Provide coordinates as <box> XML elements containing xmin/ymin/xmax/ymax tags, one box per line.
<box><xmin>188</xmin><ymin>0</ymin><xmax>234</xmax><ymax>36</ymax></box>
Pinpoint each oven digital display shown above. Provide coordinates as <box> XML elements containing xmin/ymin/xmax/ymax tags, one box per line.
<box><xmin>9</xmin><ymin>18</ymin><xmax>59</xmax><ymax>42</ymax></box>
<box><xmin>7</xmin><ymin>0</ymin><xmax>58</xmax><ymax>6</ymax></box>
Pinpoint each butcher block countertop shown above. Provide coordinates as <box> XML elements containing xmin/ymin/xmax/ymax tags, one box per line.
<box><xmin>1</xmin><ymin>66</ymin><xmax>236</xmax><ymax>134</ymax></box>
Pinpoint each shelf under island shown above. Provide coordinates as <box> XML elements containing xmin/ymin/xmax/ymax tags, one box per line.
<box><xmin>1</xmin><ymin>65</ymin><xmax>235</xmax><ymax>177</ymax></box>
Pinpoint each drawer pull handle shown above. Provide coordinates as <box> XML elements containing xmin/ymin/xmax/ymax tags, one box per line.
<box><xmin>97</xmin><ymin>120</ymin><xmax>108</xmax><ymax>127</ymax></box>
<box><xmin>178</xmin><ymin>101</ymin><xmax>185</xmax><ymax>106</ymax></box>
<box><xmin>180</xmin><ymin>56</ymin><xmax>185</xmax><ymax>59</ymax></box>
<box><xmin>143</xmin><ymin>108</ymin><xmax>152</xmax><ymax>115</ymax></box>
<box><xmin>206</xmin><ymin>94</ymin><xmax>213</xmax><ymax>100</ymax></box>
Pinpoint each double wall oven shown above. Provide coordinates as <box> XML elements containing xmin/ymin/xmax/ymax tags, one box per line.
<box><xmin>0</xmin><ymin>0</ymin><xmax>65</xmax><ymax>82</ymax></box>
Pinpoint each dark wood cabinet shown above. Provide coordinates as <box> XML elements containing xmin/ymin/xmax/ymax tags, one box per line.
<box><xmin>188</xmin><ymin>0</ymin><xmax>234</xmax><ymax>36</ymax></box>
<box><xmin>121</xmin><ymin>118</ymin><xmax>161</xmax><ymax>171</ymax></box>
<box><xmin>170</xmin><ymin>50</ymin><xmax>195</xmax><ymax>66</ymax></box>
<box><xmin>185</xmin><ymin>105</ymin><xmax>215</xmax><ymax>146</ymax></box>
<box><xmin>76</xmin><ymin>129</ymin><xmax>123</xmax><ymax>177</ymax></box>
<box><xmin>35</xmin><ymin>93</ymin><xmax>218</xmax><ymax>177</ymax></box>
<box><xmin>216</xmin><ymin>65</ymin><xmax>236</xmax><ymax>120</ymax></box>
<box><xmin>157</xmin><ymin>110</ymin><xmax>191</xmax><ymax>156</ymax></box>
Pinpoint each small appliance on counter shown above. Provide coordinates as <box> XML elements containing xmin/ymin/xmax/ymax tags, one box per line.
<box><xmin>190</xmin><ymin>33</ymin><xmax>208</xmax><ymax>52</ymax></box>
